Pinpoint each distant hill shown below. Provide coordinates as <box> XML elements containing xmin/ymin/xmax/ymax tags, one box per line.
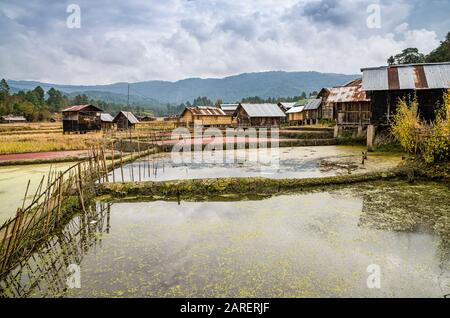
<box><xmin>8</xmin><ymin>71</ymin><xmax>359</xmax><ymax>104</ymax></box>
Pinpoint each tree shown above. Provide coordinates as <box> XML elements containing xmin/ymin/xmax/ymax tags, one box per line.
<box><xmin>300</xmin><ymin>92</ymin><xmax>307</xmax><ymax>99</ymax></box>
<box><xmin>193</xmin><ymin>96</ymin><xmax>212</xmax><ymax>106</ymax></box>
<box><xmin>387</xmin><ymin>56</ymin><xmax>395</xmax><ymax>65</ymax></box>
<box><xmin>388</xmin><ymin>48</ymin><xmax>425</xmax><ymax>65</ymax></box>
<box><xmin>0</xmin><ymin>79</ymin><xmax>9</xmax><ymax>101</ymax></box>
<box><xmin>46</xmin><ymin>87</ymin><xmax>66</xmax><ymax>112</ymax></box>
<box><xmin>426</xmin><ymin>32</ymin><xmax>450</xmax><ymax>63</ymax></box>
<box><xmin>72</xmin><ymin>94</ymin><xmax>89</xmax><ymax>105</ymax></box>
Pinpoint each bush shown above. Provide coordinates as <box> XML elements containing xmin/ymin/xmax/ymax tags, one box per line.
<box><xmin>424</xmin><ymin>89</ymin><xmax>450</xmax><ymax>163</ymax></box>
<box><xmin>391</xmin><ymin>90</ymin><xmax>450</xmax><ymax>163</ymax></box>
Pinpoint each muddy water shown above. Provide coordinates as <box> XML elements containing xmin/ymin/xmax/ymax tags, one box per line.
<box><xmin>0</xmin><ymin>162</ymin><xmax>74</xmax><ymax>223</ymax></box>
<box><xmin>2</xmin><ymin>181</ymin><xmax>448</xmax><ymax>298</ymax></box>
<box><xmin>108</xmin><ymin>146</ymin><xmax>402</xmax><ymax>182</ymax></box>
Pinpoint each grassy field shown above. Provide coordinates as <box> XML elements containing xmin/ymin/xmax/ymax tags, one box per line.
<box><xmin>0</xmin><ymin>132</ymin><xmax>104</xmax><ymax>154</ymax></box>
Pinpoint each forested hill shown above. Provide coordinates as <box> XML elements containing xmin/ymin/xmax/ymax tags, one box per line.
<box><xmin>9</xmin><ymin>71</ymin><xmax>359</xmax><ymax>104</ymax></box>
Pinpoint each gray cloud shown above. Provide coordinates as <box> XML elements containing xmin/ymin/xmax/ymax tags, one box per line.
<box><xmin>0</xmin><ymin>0</ymin><xmax>448</xmax><ymax>84</ymax></box>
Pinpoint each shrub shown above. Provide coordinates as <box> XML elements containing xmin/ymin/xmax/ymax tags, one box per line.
<box><xmin>390</xmin><ymin>96</ymin><xmax>426</xmax><ymax>155</ymax></box>
<box><xmin>424</xmin><ymin>89</ymin><xmax>450</xmax><ymax>163</ymax></box>
<box><xmin>391</xmin><ymin>89</ymin><xmax>450</xmax><ymax>163</ymax></box>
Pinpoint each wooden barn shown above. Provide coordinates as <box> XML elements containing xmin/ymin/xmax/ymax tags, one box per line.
<box><xmin>113</xmin><ymin>111</ymin><xmax>139</xmax><ymax>130</ymax></box>
<box><xmin>138</xmin><ymin>115</ymin><xmax>156</xmax><ymax>122</ymax></box>
<box><xmin>62</xmin><ymin>104</ymin><xmax>102</xmax><ymax>134</ymax></box>
<box><xmin>327</xmin><ymin>79</ymin><xmax>371</xmax><ymax>126</ymax></box>
<box><xmin>317</xmin><ymin>88</ymin><xmax>334</xmax><ymax>120</ymax></box>
<box><xmin>286</xmin><ymin>105</ymin><xmax>305</xmax><ymax>124</ymax></box>
<box><xmin>219</xmin><ymin>104</ymin><xmax>239</xmax><ymax>116</ymax></box>
<box><xmin>302</xmin><ymin>99</ymin><xmax>323</xmax><ymax>124</ymax></box>
<box><xmin>233</xmin><ymin>103</ymin><xmax>286</xmax><ymax>127</ymax></box>
<box><xmin>277</xmin><ymin>102</ymin><xmax>296</xmax><ymax>113</ymax></box>
<box><xmin>180</xmin><ymin>106</ymin><xmax>232</xmax><ymax>127</ymax></box>
<box><xmin>100</xmin><ymin>113</ymin><xmax>114</xmax><ymax>131</ymax></box>
<box><xmin>361</xmin><ymin>62</ymin><xmax>450</xmax><ymax>125</ymax></box>
<box><xmin>0</xmin><ymin>115</ymin><xmax>27</xmax><ymax>124</ymax></box>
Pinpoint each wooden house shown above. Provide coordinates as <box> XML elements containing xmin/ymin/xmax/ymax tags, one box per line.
<box><xmin>219</xmin><ymin>104</ymin><xmax>239</xmax><ymax>116</ymax></box>
<box><xmin>286</xmin><ymin>105</ymin><xmax>305</xmax><ymax>124</ymax></box>
<box><xmin>233</xmin><ymin>103</ymin><xmax>286</xmax><ymax>127</ymax></box>
<box><xmin>113</xmin><ymin>111</ymin><xmax>139</xmax><ymax>130</ymax></box>
<box><xmin>180</xmin><ymin>106</ymin><xmax>232</xmax><ymax>127</ymax></box>
<box><xmin>62</xmin><ymin>104</ymin><xmax>102</xmax><ymax>134</ymax></box>
<box><xmin>138</xmin><ymin>115</ymin><xmax>156</xmax><ymax>122</ymax></box>
<box><xmin>0</xmin><ymin>115</ymin><xmax>27</xmax><ymax>124</ymax></box>
<box><xmin>361</xmin><ymin>62</ymin><xmax>450</xmax><ymax>125</ymax></box>
<box><xmin>277</xmin><ymin>102</ymin><xmax>296</xmax><ymax>113</ymax></box>
<box><xmin>100</xmin><ymin>113</ymin><xmax>114</xmax><ymax>131</ymax></box>
<box><xmin>317</xmin><ymin>88</ymin><xmax>333</xmax><ymax>120</ymax></box>
<box><xmin>327</xmin><ymin>79</ymin><xmax>371</xmax><ymax>126</ymax></box>
<box><xmin>302</xmin><ymin>99</ymin><xmax>323</xmax><ymax>124</ymax></box>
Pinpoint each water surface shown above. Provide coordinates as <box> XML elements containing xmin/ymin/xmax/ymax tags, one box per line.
<box><xmin>2</xmin><ymin>181</ymin><xmax>448</xmax><ymax>298</ymax></box>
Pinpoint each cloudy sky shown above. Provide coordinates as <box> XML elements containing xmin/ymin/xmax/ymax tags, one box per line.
<box><xmin>0</xmin><ymin>0</ymin><xmax>449</xmax><ymax>84</ymax></box>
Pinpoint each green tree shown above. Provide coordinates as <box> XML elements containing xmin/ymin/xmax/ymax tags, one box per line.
<box><xmin>72</xmin><ymin>94</ymin><xmax>89</xmax><ymax>105</ymax></box>
<box><xmin>426</xmin><ymin>32</ymin><xmax>450</xmax><ymax>63</ymax></box>
<box><xmin>46</xmin><ymin>87</ymin><xmax>66</xmax><ymax>112</ymax></box>
<box><xmin>0</xmin><ymin>79</ymin><xmax>9</xmax><ymax>101</ymax></box>
<box><xmin>388</xmin><ymin>48</ymin><xmax>425</xmax><ymax>65</ymax></box>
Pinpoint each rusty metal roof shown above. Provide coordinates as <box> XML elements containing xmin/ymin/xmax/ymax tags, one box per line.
<box><xmin>239</xmin><ymin>103</ymin><xmax>286</xmax><ymax>117</ymax></box>
<box><xmin>327</xmin><ymin>79</ymin><xmax>369</xmax><ymax>103</ymax></box>
<box><xmin>361</xmin><ymin>62</ymin><xmax>450</xmax><ymax>91</ymax></box>
<box><xmin>185</xmin><ymin>106</ymin><xmax>227</xmax><ymax>116</ymax></box>
<box><xmin>62</xmin><ymin>104</ymin><xmax>103</xmax><ymax>112</ymax></box>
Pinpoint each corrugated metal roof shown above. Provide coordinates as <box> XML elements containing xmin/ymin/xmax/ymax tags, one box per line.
<box><xmin>185</xmin><ymin>106</ymin><xmax>227</xmax><ymax>116</ymax></box>
<box><xmin>239</xmin><ymin>103</ymin><xmax>286</xmax><ymax>117</ymax></box>
<box><xmin>0</xmin><ymin>115</ymin><xmax>26</xmax><ymax>121</ymax></box>
<box><xmin>219</xmin><ymin>104</ymin><xmax>239</xmax><ymax>111</ymax></box>
<box><xmin>303</xmin><ymin>99</ymin><xmax>322</xmax><ymax>110</ymax></box>
<box><xmin>100</xmin><ymin>113</ymin><xmax>114</xmax><ymax>122</ymax></box>
<box><xmin>361</xmin><ymin>62</ymin><xmax>450</xmax><ymax>91</ymax></box>
<box><xmin>278</xmin><ymin>102</ymin><xmax>296</xmax><ymax>109</ymax></box>
<box><xmin>327</xmin><ymin>81</ymin><xmax>369</xmax><ymax>103</ymax></box>
<box><xmin>115</xmin><ymin>111</ymin><xmax>139</xmax><ymax>124</ymax></box>
<box><xmin>62</xmin><ymin>104</ymin><xmax>103</xmax><ymax>112</ymax></box>
<box><xmin>285</xmin><ymin>106</ymin><xmax>305</xmax><ymax>114</ymax></box>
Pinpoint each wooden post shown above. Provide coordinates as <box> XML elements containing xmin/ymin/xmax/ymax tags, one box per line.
<box><xmin>111</xmin><ymin>140</ymin><xmax>116</xmax><ymax>183</ymax></box>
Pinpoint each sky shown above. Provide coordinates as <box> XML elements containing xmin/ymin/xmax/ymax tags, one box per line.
<box><xmin>0</xmin><ymin>0</ymin><xmax>449</xmax><ymax>85</ymax></box>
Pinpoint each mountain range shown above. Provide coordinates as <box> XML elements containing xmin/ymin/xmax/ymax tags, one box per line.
<box><xmin>8</xmin><ymin>71</ymin><xmax>359</xmax><ymax>105</ymax></box>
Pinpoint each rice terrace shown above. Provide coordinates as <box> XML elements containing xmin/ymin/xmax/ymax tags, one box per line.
<box><xmin>0</xmin><ymin>0</ymin><xmax>449</xmax><ymax>307</ymax></box>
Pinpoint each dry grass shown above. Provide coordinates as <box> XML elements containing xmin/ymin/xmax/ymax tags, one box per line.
<box><xmin>0</xmin><ymin>132</ymin><xmax>103</xmax><ymax>154</ymax></box>
<box><xmin>0</xmin><ymin>122</ymin><xmax>61</xmax><ymax>132</ymax></box>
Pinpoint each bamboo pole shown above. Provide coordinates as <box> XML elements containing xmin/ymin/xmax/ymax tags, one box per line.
<box><xmin>111</xmin><ymin>140</ymin><xmax>116</xmax><ymax>183</ymax></box>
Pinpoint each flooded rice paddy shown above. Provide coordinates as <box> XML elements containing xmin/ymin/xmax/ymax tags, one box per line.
<box><xmin>2</xmin><ymin>180</ymin><xmax>449</xmax><ymax>298</ymax></box>
<box><xmin>0</xmin><ymin>162</ymin><xmax>74</xmax><ymax>223</ymax></box>
<box><xmin>108</xmin><ymin>146</ymin><xmax>402</xmax><ymax>182</ymax></box>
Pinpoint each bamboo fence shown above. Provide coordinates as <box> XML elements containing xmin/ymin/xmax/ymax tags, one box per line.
<box><xmin>0</xmin><ymin>129</ymin><xmax>169</xmax><ymax>277</ymax></box>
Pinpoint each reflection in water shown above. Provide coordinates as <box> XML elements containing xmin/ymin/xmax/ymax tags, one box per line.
<box><xmin>0</xmin><ymin>182</ymin><xmax>448</xmax><ymax>297</ymax></box>
<box><xmin>0</xmin><ymin>203</ymin><xmax>111</xmax><ymax>297</ymax></box>
<box><xmin>107</xmin><ymin>146</ymin><xmax>401</xmax><ymax>182</ymax></box>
